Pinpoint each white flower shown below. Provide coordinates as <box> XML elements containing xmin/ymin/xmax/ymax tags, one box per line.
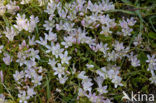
<box><xmin>44</xmin><ymin>31</ymin><xmax>57</xmax><ymax>41</ymax></box>
<box><xmin>44</xmin><ymin>0</ymin><xmax>57</xmax><ymax>15</ymax></box>
<box><xmin>0</xmin><ymin>94</ymin><xmax>5</xmax><ymax>103</ymax></box>
<box><xmin>112</xmin><ymin>76</ymin><xmax>123</xmax><ymax>88</ymax></box>
<box><xmin>100</xmin><ymin>26</ymin><xmax>112</xmax><ymax>36</ymax></box>
<box><xmin>98</xmin><ymin>42</ymin><xmax>109</xmax><ymax>55</ymax></box>
<box><xmin>48</xmin><ymin>58</ymin><xmax>57</xmax><ymax>67</ymax></box>
<box><xmin>78</xmin><ymin>71</ymin><xmax>88</xmax><ymax>80</ymax></box>
<box><xmin>38</xmin><ymin>66</ymin><xmax>44</xmax><ymax>73</ymax></box>
<box><xmin>77</xmin><ymin>72</ymin><xmax>93</xmax><ymax>93</ymax></box>
<box><xmin>98</xmin><ymin>14</ymin><xmax>116</xmax><ymax>25</ymax></box>
<box><xmin>19</xmin><ymin>40</ymin><xmax>28</xmax><ymax>50</ymax></box>
<box><xmin>56</xmin><ymin>20</ymin><xmax>64</xmax><ymax>31</ymax></box>
<box><xmin>76</xmin><ymin>0</ymin><xmax>86</xmax><ymax>12</ymax></box>
<box><xmin>27</xmin><ymin>87</ymin><xmax>36</xmax><ymax>98</ymax></box>
<box><xmin>71</xmin><ymin>64</ymin><xmax>76</xmax><ymax>74</ymax></box>
<box><xmin>18</xmin><ymin>91</ymin><xmax>29</xmax><ymax>103</ymax></box>
<box><xmin>78</xmin><ymin>88</ymin><xmax>85</xmax><ymax>97</ymax></box>
<box><xmin>148</xmin><ymin>64</ymin><xmax>156</xmax><ymax>72</ymax></box>
<box><xmin>3</xmin><ymin>53</ymin><xmax>12</xmax><ymax>65</ymax></box>
<box><xmin>86</xmin><ymin>64</ymin><xmax>94</xmax><ymax>69</ymax></box>
<box><xmin>62</xmin><ymin>22</ymin><xmax>75</xmax><ymax>32</ymax></box>
<box><xmin>36</xmin><ymin>36</ymin><xmax>48</xmax><ymax>46</ymax></box>
<box><xmin>16</xmin><ymin>51</ymin><xmax>27</xmax><ymax>66</ymax></box>
<box><xmin>14</xmin><ymin>13</ymin><xmax>28</xmax><ymax>31</ymax></box>
<box><xmin>133</xmin><ymin>34</ymin><xmax>142</xmax><ymax>46</ymax></box>
<box><xmin>13</xmin><ymin>71</ymin><xmax>24</xmax><ymax>82</ymax></box>
<box><xmin>45</xmin><ymin>42</ymin><xmax>54</xmax><ymax>53</ymax></box>
<box><xmin>87</xmin><ymin>0</ymin><xmax>113</xmax><ymax>13</ymax></box>
<box><xmin>130</xmin><ymin>55</ymin><xmax>140</xmax><ymax>67</ymax></box>
<box><xmin>59</xmin><ymin>51</ymin><xmax>71</xmax><ymax>64</ymax></box>
<box><xmin>52</xmin><ymin>43</ymin><xmax>64</xmax><ymax>58</ymax></box>
<box><xmin>127</xmin><ymin>17</ymin><xmax>136</xmax><ymax>26</ymax></box>
<box><xmin>25</xmin><ymin>68</ymin><xmax>37</xmax><ymax>78</ymax></box>
<box><xmin>61</xmin><ymin>36</ymin><xmax>74</xmax><ymax>48</ymax></box>
<box><xmin>107</xmin><ymin>50</ymin><xmax>118</xmax><ymax>61</ymax></box>
<box><xmin>97</xmin><ymin>85</ymin><xmax>108</xmax><ymax>94</ymax></box>
<box><xmin>21</xmin><ymin>0</ymin><xmax>31</xmax><ymax>4</ymax></box>
<box><xmin>67</xmin><ymin>7</ymin><xmax>77</xmax><ymax>21</ymax></box>
<box><xmin>101</xmin><ymin>0</ymin><xmax>115</xmax><ymax>11</ymax></box>
<box><xmin>146</xmin><ymin>54</ymin><xmax>156</xmax><ymax>65</ymax></box>
<box><xmin>28</xmin><ymin>48</ymin><xmax>40</xmax><ymax>61</ymax></box>
<box><xmin>14</xmin><ymin>14</ymin><xmax>38</xmax><ymax>32</ymax></box>
<box><xmin>58</xmin><ymin>75</ymin><xmax>68</xmax><ymax>84</ymax></box>
<box><xmin>94</xmin><ymin>76</ymin><xmax>104</xmax><ymax>87</ymax></box>
<box><xmin>4</xmin><ymin>26</ymin><xmax>18</xmax><ymax>41</ymax></box>
<box><xmin>0</xmin><ymin>4</ymin><xmax>6</xmax><ymax>16</ymax></box>
<box><xmin>24</xmin><ymin>60</ymin><xmax>36</xmax><ymax>69</ymax></box>
<box><xmin>0</xmin><ymin>71</ymin><xmax>3</xmax><ymax>83</ymax></box>
<box><xmin>114</xmin><ymin>41</ymin><xmax>125</xmax><ymax>52</ymax></box>
<box><xmin>119</xmin><ymin>18</ymin><xmax>129</xmax><ymax>29</ymax></box>
<box><xmin>53</xmin><ymin>63</ymin><xmax>65</xmax><ymax>78</ymax></box>
<box><xmin>94</xmin><ymin>76</ymin><xmax>108</xmax><ymax>94</ymax></box>
<box><xmin>103</xmin><ymin>99</ymin><xmax>112</xmax><ymax>103</ymax></box>
<box><xmin>96</xmin><ymin>67</ymin><xmax>108</xmax><ymax>79</ymax></box>
<box><xmin>121</xmin><ymin>27</ymin><xmax>133</xmax><ymax>36</ymax></box>
<box><xmin>0</xmin><ymin>45</ymin><xmax>3</xmax><ymax>53</ymax></box>
<box><xmin>56</xmin><ymin>88</ymin><xmax>61</xmax><ymax>92</ymax></box>
<box><xmin>149</xmin><ymin>75</ymin><xmax>156</xmax><ymax>85</ymax></box>
<box><xmin>38</xmin><ymin>0</ymin><xmax>48</xmax><ymax>6</ymax></box>
<box><xmin>76</xmin><ymin>28</ymin><xmax>90</xmax><ymax>44</ymax></box>
<box><xmin>86</xmin><ymin>92</ymin><xmax>98</xmax><ymax>103</ymax></box>
<box><xmin>127</xmin><ymin>52</ymin><xmax>140</xmax><ymax>67</ymax></box>
<box><xmin>28</xmin><ymin>36</ymin><xmax>36</xmax><ymax>46</ymax></box>
<box><xmin>6</xmin><ymin>0</ymin><xmax>19</xmax><ymax>15</ymax></box>
<box><xmin>32</xmin><ymin>74</ymin><xmax>43</xmax><ymax>87</ymax></box>
<box><xmin>82</xmin><ymin>78</ymin><xmax>93</xmax><ymax>92</ymax></box>
<box><xmin>119</xmin><ymin>17</ymin><xmax>135</xmax><ymax>36</ymax></box>
<box><xmin>107</xmin><ymin>69</ymin><xmax>118</xmax><ymax>79</ymax></box>
<box><xmin>87</xmin><ymin>0</ymin><xmax>102</xmax><ymax>12</ymax></box>
<box><xmin>27</xmin><ymin>15</ymin><xmax>39</xmax><ymax>32</ymax></box>
<box><xmin>58</xmin><ymin>7</ymin><xmax>68</xmax><ymax>19</ymax></box>
<box><xmin>43</xmin><ymin>18</ymin><xmax>55</xmax><ymax>31</ymax></box>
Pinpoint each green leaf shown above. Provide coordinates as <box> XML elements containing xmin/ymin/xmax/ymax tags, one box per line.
<box><xmin>109</xmin><ymin>9</ymin><xmax>136</xmax><ymax>15</ymax></box>
<box><xmin>151</xmin><ymin>41</ymin><xmax>156</xmax><ymax>49</ymax></box>
<box><xmin>138</xmin><ymin>52</ymin><xmax>148</xmax><ymax>64</ymax></box>
<box><xmin>46</xmin><ymin>76</ymin><xmax>51</xmax><ymax>100</ymax></box>
<box><xmin>121</xmin><ymin>0</ymin><xmax>132</xmax><ymax>4</ymax></box>
<box><xmin>149</xmin><ymin>16</ymin><xmax>156</xmax><ymax>32</ymax></box>
<box><xmin>148</xmin><ymin>32</ymin><xmax>156</xmax><ymax>39</ymax></box>
<box><xmin>2</xmin><ymin>15</ymin><xmax>10</xmax><ymax>27</ymax></box>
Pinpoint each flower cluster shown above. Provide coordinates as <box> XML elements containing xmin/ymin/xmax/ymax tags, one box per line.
<box><xmin>14</xmin><ymin>14</ymin><xmax>39</xmax><ymax>33</ymax></box>
<box><xmin>20</xmin><ymin>0</ymin><xmax>48</xmax><ymax>6</ymax></box>
<box><xmin>3</xmin><ymin>14</ymin><xmax>39</xmax><ymax>41</ymax></box>
<box><xmin>0</xmin><ymin>0</ymin><xmax>19</xmax><ymax>16</ymax></box>
<box><xmin>118</xmin><ymin>17</ymin><xmax>136</xmax><ymax>36</ymax></box>
<box><xmin>13</xmin><ymin>41</ymin><xmax>45</xmax><ymax>103</ymax></box>
<box><xmin>36</xmin><ymin>0</ymin><xmax>135</xmax><ymax>102</ymax></box>
<box><xmin>146</xmin><ymin>55</ymin><xmax>156</xmax><ymax>84</ymax></box>
<box><xmin>0</xmin><ymin>0</ymin><xmax>155</xmax><ymax>103</ymax></box>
